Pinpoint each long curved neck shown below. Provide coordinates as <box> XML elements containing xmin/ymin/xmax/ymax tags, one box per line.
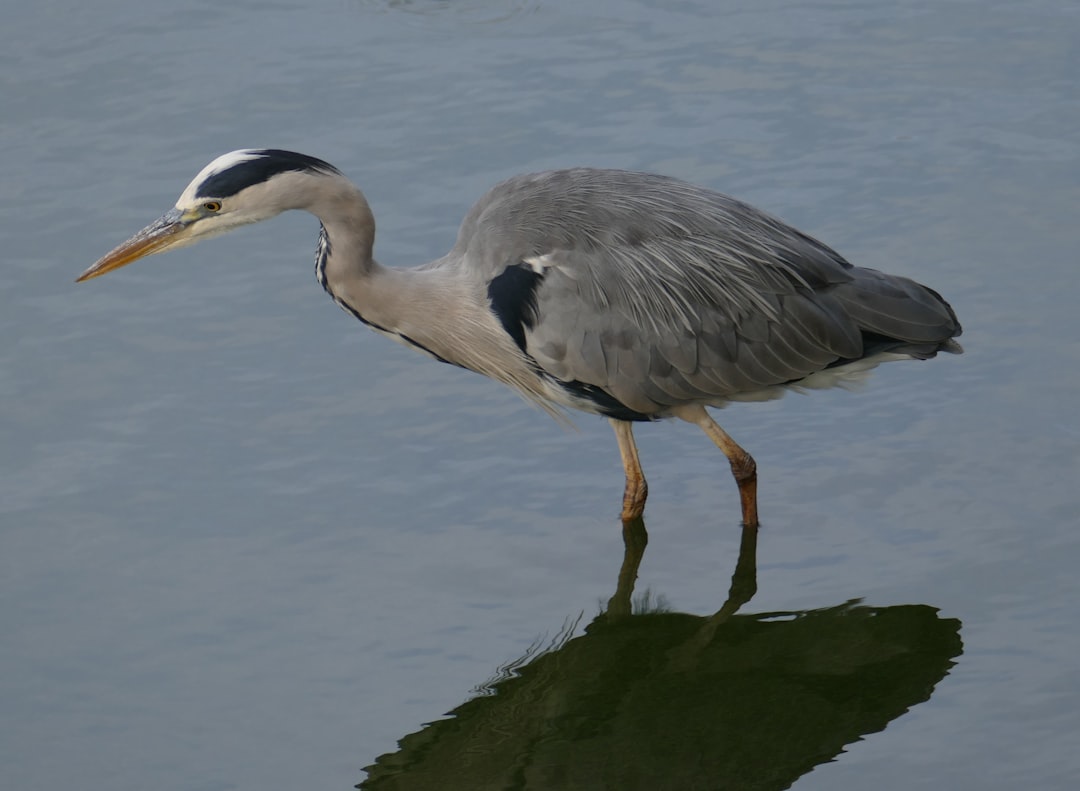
<box><xmin>307</xmin><ymin>176</ymin><xmax>376</xmax><ymax>282</ymax></box>
<box><xmin>309</xmin><ymin>178</ymin><xmax>469</xmax><ymax>365</ymax></box>
<box><xmin>303</xmin><ymin>173</ymin><xmax>557</xmax><ymax>413</ymax></box>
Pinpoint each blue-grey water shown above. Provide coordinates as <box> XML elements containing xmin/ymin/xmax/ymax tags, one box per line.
<box><xmin>2</xmin><ymin>1</ymin><xmax>1079</xmax><ymax>789</ymax></box>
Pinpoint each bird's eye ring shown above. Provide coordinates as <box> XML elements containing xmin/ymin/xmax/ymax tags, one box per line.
<box><xmin>203</xmin><ymin>201</ymin><xmax>222</xmax><ymax>212</ymax></box>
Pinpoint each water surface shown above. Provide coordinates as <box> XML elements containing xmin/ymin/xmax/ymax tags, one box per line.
<box><xmin>2</xmin><ymin>1</ymin><xmax>1079</xmax><ymax>789</ymax></box>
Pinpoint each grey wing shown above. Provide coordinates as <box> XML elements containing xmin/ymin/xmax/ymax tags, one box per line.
<box><xmin>470</xmin><ymin>169</ymin><xmax>961</xmax><ymax>418</ymax></box>
<box><xmin>521</xmin><ymin>253</ymin><xmax>860</xmax><ymax>417</ymax></box>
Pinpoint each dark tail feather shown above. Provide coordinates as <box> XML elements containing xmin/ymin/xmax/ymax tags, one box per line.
<box><xmin>834</xmin><ymin>267</ymin><xmax>962</xmax><ymax>355</ymax></box>
<box><xmin>822</xmin><ymin>266</ymin><xmax>962</xmax><ymax>366</ymax></box>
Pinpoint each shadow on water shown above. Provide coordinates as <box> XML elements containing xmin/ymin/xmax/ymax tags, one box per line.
<box><xmin>358</xmin><ymin>520</ymin><xmax>963</xmax><ymax>790</ymax></box>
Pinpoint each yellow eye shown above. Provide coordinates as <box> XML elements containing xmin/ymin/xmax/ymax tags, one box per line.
<box><xmin>203</xmin><ymin>201</ymin><xmax>222</xmax><ymax>212</ymax></box>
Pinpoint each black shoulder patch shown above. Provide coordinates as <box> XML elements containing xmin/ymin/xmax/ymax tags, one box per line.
<box><xmin>196</xmin><ymin>150</ymin><xmax>341</xmax><ymax>198</ymax></box>
<box><xmin>487</xmin><ymin>263</ymin><xmax>544</xmax><ymax>353</ymax></box>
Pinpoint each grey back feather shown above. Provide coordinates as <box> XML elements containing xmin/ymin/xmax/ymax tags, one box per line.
<box><xmin>449</xmin><ymin>168</ymin><xmax>960</xmax><ymax>416</ymax></box>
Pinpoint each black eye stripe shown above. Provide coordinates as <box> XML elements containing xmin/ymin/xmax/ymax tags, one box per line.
<box><xmin>194</xmin><ymin>150</ymin><xmax>340</xmax><ymax>199</ymax></box>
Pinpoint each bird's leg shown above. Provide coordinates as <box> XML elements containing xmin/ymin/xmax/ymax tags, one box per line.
<box><xmin>674</xmin><ymin>405</ymin><xmax>759</xmax><ymax>528</ymax></box>
<box><xmin>610</xmin><ymin>419</ymin><xmax>648</xmax><ymax>521</ymax></box>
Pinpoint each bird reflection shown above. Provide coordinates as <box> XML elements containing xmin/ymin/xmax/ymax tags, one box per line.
<box><xmin>358</xmin><ymin>522</ymin><xmax>962</xmax><ymax>790</ymax></box>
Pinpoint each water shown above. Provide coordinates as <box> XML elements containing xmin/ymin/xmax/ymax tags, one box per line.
<box><xmin>2</xmin><ymin>0</ymin><xmax>1078</xmax><ymax>788</ymax></box>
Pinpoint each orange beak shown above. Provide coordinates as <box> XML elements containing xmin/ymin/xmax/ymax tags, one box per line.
<box><xmin>77</xmin><ymin>209</ymin><xmax>187</xmax><ymax>282</ymax></box>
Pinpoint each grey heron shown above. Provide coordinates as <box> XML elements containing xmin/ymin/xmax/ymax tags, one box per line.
<box><xmin>78</xmin><ymin>149</ymin><xmax>962</xmax><ymax>528</ymax></box>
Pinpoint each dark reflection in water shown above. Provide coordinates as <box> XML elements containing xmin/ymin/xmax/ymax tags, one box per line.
<box><xmin>358</xmin><ymin>521</ymin><xmax>962</xmax><ymax>790</ymax></box>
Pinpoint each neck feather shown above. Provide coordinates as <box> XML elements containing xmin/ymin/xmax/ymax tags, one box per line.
<box><xmin>307</xmin><ymin>175</ymin><xmax>375</xmax><ymax>277</ymax></box>
<box><xmin>307</xmin><ymin>177</ymin><xmax>557</xmax><ymax>414</ymax></box>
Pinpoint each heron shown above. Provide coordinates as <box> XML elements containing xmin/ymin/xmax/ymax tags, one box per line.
<box><xmin>78</xmin><ymin>149</ymin><xmax>962</xmax><ymax>528</ymax></box>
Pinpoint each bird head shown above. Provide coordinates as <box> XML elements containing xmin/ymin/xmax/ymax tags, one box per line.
<box><xmin>77</xmin><ymin>149</ymin><xmax>341</xmax><ymax>282</ymax></box>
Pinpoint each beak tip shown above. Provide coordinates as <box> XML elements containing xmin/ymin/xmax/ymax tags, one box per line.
<box><xmin>78</xmin><ymin>210</ymin><xmax>187</xmax><ymax>284</ymax></box>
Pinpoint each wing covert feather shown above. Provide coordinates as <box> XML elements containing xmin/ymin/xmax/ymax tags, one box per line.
<box><xmin>461</xmin><ymin>168</ymin><xmax>960</xmax><ymax>416</ymax></box>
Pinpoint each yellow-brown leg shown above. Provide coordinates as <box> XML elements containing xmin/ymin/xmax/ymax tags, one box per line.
<box><xmin>610</xmin><ymin>419</ymin><xmax>648</xmax><ymax>521</ymax></box>
<box><xmin>673</xmin><ymin>405</ymin><xmax>759</xmax><ymax>528</ymax></box>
